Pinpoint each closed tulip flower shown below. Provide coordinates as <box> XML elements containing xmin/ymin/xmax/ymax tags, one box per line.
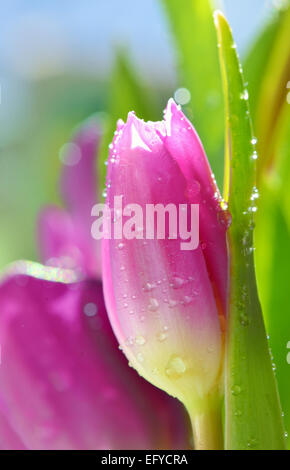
<box><xmin>102</xmin><ymin>99</ymin><xmax>229</xmax><ymax>449</ymax></box>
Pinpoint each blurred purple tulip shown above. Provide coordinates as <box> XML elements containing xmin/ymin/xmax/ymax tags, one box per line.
<box><xmin>0</xmin><ymin>264</ymin><xmax>190</xmax><ymax>449</ymax></box>
<box><xmin>38</xmin><ymin>116</ymin><xmax>102</xmax><ymax>279</ymax></box>
<box><xmin>0</xmin><ymin>117</ymin><xmax>191</xmax><ymax>450</ymax></box>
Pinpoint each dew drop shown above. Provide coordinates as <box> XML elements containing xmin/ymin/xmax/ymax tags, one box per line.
<box><xmin>239</xmin><ymin>312</ymin><xmax>249</xmax><ymax>327</ymax></box>
<box><xmin>143</xmin><ymin>282</ymin><xmax>156</xmax><ymax>292</ymax></box>
<box><xmin>247</xmin><ymin>438</ymin><xmax>258</xmax><ymax>448</ymax></box>
<box><xmin>165</xmin><ymin>356</ymin><xmax>186</xmax><ymax>378</ymax></box>
<box><xmin>135</xmin><ymin>335</ymin><xmax>146</xmax><ymax>346</ymax></box>
<box><xmin>148</xmin><ymin>298</ymin><xmax>159</xmax><ymax>312</ymax></box>
<box><xmin>171</xmin><ymin>277</ymin><xmax>185</xmax><ymax>289</ymax></box>
<box><xmin>183</xmin><ymin>295</ymin><xmax>193</xmax><ymax>305</ymax></box>
<box><xmin>217</xmin><ymin>210</ymin><xmax>232</xmax><ymax>229</ymax></box>
<box><xmin>220</xmin><ymin>200</ymin><xmax>228</xmax><ymax>210</ymax></box>
<box><xmin>231</xmin><ymin>384</ymin><xmax>242</xmax><ymax>395</ymax></box>
<box><xmin>251</xmin><ymin>151</ymin><xmax>258</xmax><ymax>160</ymax></box>
<box><xmin>250</xmin><ymin>186</ymin><xmax>259</xmax><ymax>201</ymax></box>
<box><xmin>137</xmin><ymin>352</ymin><xmax>144</xmax><ymax>362</ymax></box>
<box><xmin>157</xmin><ymin>331</ymin><xmax>168</xmax><ymax>342</ymax></box>
<box><xmin>240</xmin><ymin>89</ymin><xmax>249</xmax><ymax>100</ymax></box>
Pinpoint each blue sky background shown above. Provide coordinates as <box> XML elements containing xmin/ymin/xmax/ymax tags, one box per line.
<box><xmin>0</xmin><ymin>0</ymin><xmax>274</xmax><ymax>84</ymax></box>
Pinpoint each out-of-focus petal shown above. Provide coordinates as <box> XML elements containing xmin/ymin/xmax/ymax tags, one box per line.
<box><xmin>102</xmin><ymin>100</ymin><xmax>227</xmax><ymax>412</ymax></box>
<box><xmin>0</xmin><ymin>263</ymin><xmax>190</xmax><ymax>450</ymax></box>
<box><xmin>38</xmin><ymin>207</ymin><xmax>96</xmax><ymax>278</ymax></box>
<box><xmin>38</xmin><ymin>117</ymin><xmax>101</xmax><ymax>278</ymax></box>
<box><xmin>60</xmin><ymin>116</ymin><xmax>100</xmax><ymax>224</ymax></box>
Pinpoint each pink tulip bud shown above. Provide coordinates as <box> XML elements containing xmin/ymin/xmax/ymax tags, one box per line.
<box><xmin>102</xmin><ymin>99</ymin><xmax>229</xmax><ymax>449</ymax></box>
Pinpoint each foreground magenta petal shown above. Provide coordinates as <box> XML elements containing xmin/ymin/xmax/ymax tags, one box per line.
<box><xmin>102</xmin><ymin>100</ymin><xmax>228</xmax><ymax>449</ymax></box>
<box><xmin>0</xmin><ymin>263</ymin><xmax>190</xmax><ymax>450</ymax></box>
<box><xmin>38</xmin><ymin>117</ymin><xmax>101</xmax><ymax>278</ymax></box>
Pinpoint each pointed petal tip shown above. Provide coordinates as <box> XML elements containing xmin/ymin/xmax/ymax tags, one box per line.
<box><xmin>163</xmin><ymin>98</ymin><xmax>183</xmax><ymax>137</ymax></box>
<box><xmin>164</xmin><ymin>98</ymin><xmax>180</xmax><ymax>117</ymax></box>
<box><xmin>117</xmin><ymin>118</ymin><xmax>125</xmax><ymax>131</ymax></box>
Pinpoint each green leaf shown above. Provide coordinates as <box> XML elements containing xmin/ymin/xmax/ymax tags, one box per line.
<box><xmin>161</xmin><ymin>0</ymin><xmax>224</xmax><ymax>188</ymax></box>
<box><xmin>214</xmin><ymin>11</ymin><xmax>286</xmax><ymax>450</ymax></box>
<box><xmin>98</xmin><ymin>52</ymin><xmax>158</xmax><ymax>193</ymax></box>
<box><xmin>243</xmin><ymin>3</ymin><xmax>290</xmax><ymax>448</ymax></box>
<box><xmin>254</xmin><ymin>110</ymin><xmax>290</xmax><ymax>448</ymax></box>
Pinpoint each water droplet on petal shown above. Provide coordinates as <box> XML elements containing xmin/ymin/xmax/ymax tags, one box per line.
<box><xmin>183</xmin><ymin>295</ymin><xmax>193</xmax><ymax>305</ymax></box>
<box><xmin>135</xmin><ymin>335</ymin><xmax>146</xmax><ymax>346</ymax></box>
<box><xmin>217</xmin><ymin>210</ymin><xmax>232</xmax><ymax>229</ymax></box>
<box><xmin>166</xmin><ymin>356</ymin><xmax>187</xmax><ymax>378</ymax></box>
<box><xmin>171</xmin><ymin>277</ymin><xmax>185</xmax><ymax>289</ymax></box>
<box><xmin>137</xmin><ymin>352</ymin><xmax>144</xmax><ymax>362</ymax></box>
<box><xmin>157</xmin><ymin>331</ymin><xmax>168</xmax><ymax>342</ymax></box>
<box><xmin>143</xmin><ymin>282</ymin><xmax>156</xmax><ymax>292</ymax></box>
<box><xmin>148</xmin><ymin>298</ymin><xmax>159</xmax><ymax>312</ymax></box>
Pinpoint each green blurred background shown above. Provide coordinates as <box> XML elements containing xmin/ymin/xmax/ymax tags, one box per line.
<box><xmin>0</xmin><ymin>0</ymin><xmax>275</xmax><ymax>267</ymax></box>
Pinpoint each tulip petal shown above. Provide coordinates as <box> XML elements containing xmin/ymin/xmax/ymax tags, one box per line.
<box><xmin>38</xmin><ymin>117</ymin><xmax>101</xmax><ymax>278</ymax></box>
<box><xmin>0</xmin><ymin>263</ymin><xmax>190</xmax><ymax>450</ymax></box>
<box><xmin>102</xmin><ymin>101</ymin><xmax>227</xmax><ymax>410</ymax></box>
<box><xmin>162</xmin><ymin>99</ymin><xmax>229</xmax><ymax>314</ymax></box>
<box><xmin>60</xmin><ymin>117</ymin><xmax>100</xmax><ymax>222</ymax></box>
<box><xmin>38</xmin><ymin>207</ymin><xmax>96</xmax><ymax>278</ymax></box>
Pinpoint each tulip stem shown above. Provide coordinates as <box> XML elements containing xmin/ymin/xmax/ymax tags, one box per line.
<box><xmin>187</xmin><ymin>395</ymin><xmax>223</xmax><ymax>450</ymax></box>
